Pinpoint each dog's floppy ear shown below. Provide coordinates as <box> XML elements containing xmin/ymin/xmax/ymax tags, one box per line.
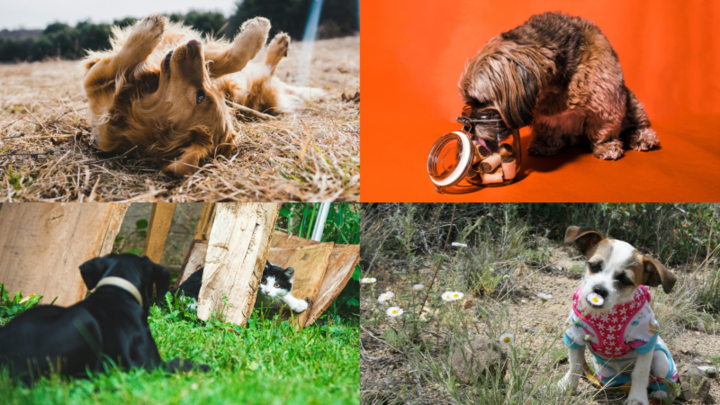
<box><xmin>79</xmin><ymin>256</ymin><xmax>113</xmax><ymax>289</ymax></box>
<box><xmin>491</xmin><ymin>60</ymin><xmax>540</xmax><ymax>129</ymax></box>
<box><xmin>564</xmin><ymin>226</ymin><xmax>605</xmax><ymax>257</ymax></box>
<box><xmin>642</xmin><ymin>257</ymin><xmax>676</xmax><ymax>294</ymax></box>
<box><xmin>151</xmin><ymin>263</ymin><xmax>171</xmax><ymax>302</ymax></box>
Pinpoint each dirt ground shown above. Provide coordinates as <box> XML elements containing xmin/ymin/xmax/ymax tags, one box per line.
<box><xmin>0</xmin><ymin>36</ymin><xmax>359</xmax><ymax>202</ymax></box>
<box><xmin>361</xmin><ymin>248</ymin><xmax>720</xmax><ymax>404</ymax></box>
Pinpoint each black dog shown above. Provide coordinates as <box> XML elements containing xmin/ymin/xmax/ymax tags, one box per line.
<box><xmin>0</xmin><ymin>254</ymin><xmax>208</xmax><ymax>384</ymax></box>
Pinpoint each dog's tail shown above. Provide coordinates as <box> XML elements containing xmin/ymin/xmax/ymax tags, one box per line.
<box><xmin>621</xmin><ymin>87</ymin><xmax>660</xmax><ymax>151</ymax></box>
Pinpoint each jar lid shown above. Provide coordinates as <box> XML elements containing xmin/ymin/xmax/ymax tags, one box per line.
<box><xmin>427</xmin><ymin>131</ymin><xmax>473</xmax><ymax>187</ymax></box>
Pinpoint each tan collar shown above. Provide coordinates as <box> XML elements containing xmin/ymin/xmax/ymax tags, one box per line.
<box><xmin>94</xmin><ymin>277</ymin><xmax>143</xmax><ymax>307</ymax></box>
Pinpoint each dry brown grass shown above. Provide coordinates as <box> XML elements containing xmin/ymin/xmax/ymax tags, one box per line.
<box><xmin>0</xmin><ymin>36</ymin><xmax>359</xmax><ymax>202</ymax></box>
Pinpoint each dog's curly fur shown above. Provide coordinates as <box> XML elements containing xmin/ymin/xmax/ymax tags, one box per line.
<box><xmin>459</xmin><ymin>12</ymin><xmax>658</xmax><ymax>160</ymax></box>
<box><xmin>83</xmin><ymin>15</ymin><xmax>323</xmax><ymax>176</ymax></box>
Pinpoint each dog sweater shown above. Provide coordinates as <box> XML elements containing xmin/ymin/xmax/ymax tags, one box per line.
<box><xmin>564</xmin><ymin>286</ymin><xmax>658</xmax><ymax>359</ymax></box>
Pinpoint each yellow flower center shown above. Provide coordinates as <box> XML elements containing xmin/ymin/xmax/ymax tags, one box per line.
<box><xmin>392</xmin><ymin>310</ymin><xmax>398</xmax><ymax>314</ymax></box>
<box><xmin>503</xmin><ymin>337</ymin><xmax>511</xmax><ymax>343</ymax></box>
<box><xmin>592</xmin><ymin>297</ymin><xmax>599</xmax><ymax>302</ymax></box>
<box><xmin>453</xmin><ymin>294</ymin><xmax>459</xmax><ymax>298</ymax></box>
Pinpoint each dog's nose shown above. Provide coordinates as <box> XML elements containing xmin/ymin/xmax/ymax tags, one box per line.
<box><xmin>187</xmin><ymin>40</ymin><xmax>200</xmax><ymax>47</ymax></box>
<box><xmin>592</xmin><ymin>285</ymin><xmax>609</xmax><ymax>299</ymax></box>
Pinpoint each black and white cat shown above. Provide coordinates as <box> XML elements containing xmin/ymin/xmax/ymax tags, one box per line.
<box><xmin>170</xmin><ymin>261</ymin><xmax>308</xmax><ymax>313</ymax></box>
<box><xmin>255</xmin><ymin>261</ymin><xmax>308</xmax><ymax>313</ymax></box>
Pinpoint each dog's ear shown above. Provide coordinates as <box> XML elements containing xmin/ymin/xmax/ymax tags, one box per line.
<box><xmin>151</xmin><ymin>262</ymin><xmax>171</xmax><ymax>302</ymax></box>
<box><xmin>564</xmin><ymin>226</ymin><xmax>605</xmax><ymax>257</ymax></box>
<box><xmin>492</xmin><ymin>60</ymin><xmax>541</xmax><ymax>129</ymax></box>
<box><xmin>642</xmin><ymin>257</ymin><xmax>676</xmax><ymax>294</ymax></box>
<box><xmin>79</xmin><ymin>256</ymin><xmax>113</xmax><ymax>290</ymax></box>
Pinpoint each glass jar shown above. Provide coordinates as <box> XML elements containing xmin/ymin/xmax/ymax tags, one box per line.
<box><xmin>427</xmin><ymin>110</ymin><xmax>521</xmax><ymax>194</ymax></box>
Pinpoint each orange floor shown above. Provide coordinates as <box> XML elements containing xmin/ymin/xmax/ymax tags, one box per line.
<box><xmin>361</xmin><ymin>0</ymin><xmax>720</xmax><ymax>202</ymax></box>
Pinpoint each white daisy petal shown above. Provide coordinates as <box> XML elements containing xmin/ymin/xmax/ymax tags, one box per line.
<box><xmin>386</xmin><ymin>307</ymin><xmax>404</xmax><ymax>317</ymax></box>
<box><xmin>413</xmin><ymin>284</ymin><xmax>424</xmax><ymax>290</ymax></box>
<box><xmin>499</xmin><ymin>333</ymin><xmax>514</xmax><ymax>346</ymax></box>
<box><xmin>451</xmin><ymin>242</ymin><xmax>467</xmax><ymax>248</ymax></box>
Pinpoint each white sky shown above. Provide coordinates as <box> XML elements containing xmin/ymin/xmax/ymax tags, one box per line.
<box><xmin>0</xmin><ymin>0</ymin><xmax>238</xmax><ymax>31</ymax></box>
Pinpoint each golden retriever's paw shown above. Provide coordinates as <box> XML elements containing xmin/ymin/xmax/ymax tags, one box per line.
<box><xmin>266</xmin><ymin>32</ymin><xmax>290</xmax><ymax>64</ymax></box>
<box><xmin>233</xmin><ymin>17</ymin><xmax>271</xmax><ymax>58</ymax></box>
<box><xmin>127</xmin><ymin>14</ymin><xmax>165</xmax><ymax>50</ymax></box>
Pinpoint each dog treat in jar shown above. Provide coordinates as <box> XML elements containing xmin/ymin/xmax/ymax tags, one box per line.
<box><xmin>427</xmin><ymin>110</ymin><xmax>521</xmax><ymax>193</ymax></box>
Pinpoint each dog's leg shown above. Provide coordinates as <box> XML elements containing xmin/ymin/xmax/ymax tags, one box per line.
<box><xmin>205</xmin><ymin>17</ymin><xmax>270</xmax><ymax>78</ymax></box>
<box><xmin>527</xmin><ymin>121</ymin><xmax>566</xmax><ymax>156</ymax></box>
<box><xmin>625</xmin><ymin>350</ymin><xmax>653</xmax><ymax>405</ymax></box>
<box><xmin>622</xmin><ymin>88</ymin><xmax>659</xmax><ymax>152</ymax></box>
<box><xmin>557</xmin><ymin>346</ymin><xmax>585</xmax><ymax>393</ymax></box>
<box><xmin>585</xmin><ymin>115</ymin><xmax>625</xmax><ymax>160</ymax></box>
<box><xmin>84</xmin><ymin>15</ymin><xmax>165</xmax><ymax>88</ymax></box>
<box><xmin>264</xmin><ymin>33</ymin><xmax>290</xmax><ymax>76</ymax></box>
<box><xmin>648</xmin><ymin>349</ymin><xmax>670</xmax><ymax>403</ymax></box>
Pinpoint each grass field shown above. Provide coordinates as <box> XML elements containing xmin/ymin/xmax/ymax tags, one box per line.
<box><xmin>0</xmin><ymin>37</ymin><xmax>359</xmax><ymax>202</ymax></box>
<box><xmin>0</xmin><ymin>304</ymin><xmax>360</xmax><ymax>405</ymax></box>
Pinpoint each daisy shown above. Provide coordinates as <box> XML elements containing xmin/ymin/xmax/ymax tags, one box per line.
<box><xmin>499</xmin><ymin>333</ymin><xmax>514</xmax><ymax>346</ymax></box>
<box><xmin>451</xmin><ymin>242</ymin><xmax>467</xmax><ymax>248</ymax></box>
<box><xmin>413</xmin><ymin>284</ymin><xmax>424</xmax><ymax>290</ymax></box>
<box><xmin>378</xmin><ymin>292</ymin><xmax>394</xmax><ymax>303</ymax></box>
<box><xmin>451</xmin><ymin>292</ymin><xmax>464</xmax><ymax>300</ymax></box>
<box><xmin>537</xmin><ymin>293</ymin><xmax>553</xmax><ymax>302</ymax></box>
<box><xmin>386</xmin><ymin>307</ymin><xmax>403</xmax><ymax>317</ymax></box>
<box><xmin>587</xmin><ymin>292</ymin><xmax>604</xmax><ymax>307</ymax></box>
<box><xmin>441</xmin><ymin>291</ymin><xmax>454</xmax><ymax>302</ymax></box>
<box><xmin>360</xmin><ymin>277</ymin><xmax>377</xmax><ymax>284</ymax></box>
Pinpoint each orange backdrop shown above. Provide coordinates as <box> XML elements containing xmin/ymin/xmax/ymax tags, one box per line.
<box><xmin>361</xmin><ymin>0</ymin><xmax>720</xmax><ymax>202</ymax></box>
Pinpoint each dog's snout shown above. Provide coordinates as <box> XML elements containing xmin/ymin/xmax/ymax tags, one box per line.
<box><xmin>592</xmin><ymin>285</ymin><xmax>609</xmax><ymax>299</ymax></box>
<box><xmin>187</xmin><ymin>40</ymin><xmax>200</xmax><ymax>47</ymax></box>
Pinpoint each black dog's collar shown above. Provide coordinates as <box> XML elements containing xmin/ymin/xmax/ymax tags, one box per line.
<box><xmin>93</xmin><ymin>277</ymin><xmax>143</xmax><ymax>307</ymax></box>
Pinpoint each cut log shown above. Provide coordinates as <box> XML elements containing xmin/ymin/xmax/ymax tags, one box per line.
<box><xmin>304</xmin><ymin>244</ymin><xmax>360</xmax><ymax>326</ymax></box>
<box><xmin>269</xmin><ymin>231</ymin><xmax>360</xmax><ymax>327</ymax></box>
<box><xmin>267</xmin><ymin>243</ymin><xmax>334</xmax><ymax>327</ymax></box>
<box><xmin>197</xmin><ymin>203</ymin><xmax>280</xmax><ymax>325</ymax></box>
<box><xmin>142</xmin><ymin>203</ymin><xmax>177</xmax><ymax>264</ymax></box>
<box><xmin>174</xmin><ymin>240</ymin><xmax>209</xmax><ymax>288</ymax></box>
<box><xmin>0</xmin><ymin>203</ymin><xmax>129</xmax><ymax>306</ymax></box>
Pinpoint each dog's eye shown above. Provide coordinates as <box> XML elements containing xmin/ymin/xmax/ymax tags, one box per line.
<box><xmin>196</xmin><ymin>90</ymin><xmax>205</xmax><ymax>104</ymax></box>
<box><xmin>615</xmin><ymin>274</ymin><xmax>635</xmax><ymax>286</ymax></box>
<box><xmin>588</xmin><ymin>261</ymin><xmax>603</xmax><ymax>273</ymax></box>
<box><xmin>274</xmin><ymin>283</ymin><xmax>280</xmax><ymax>288</ymax></box>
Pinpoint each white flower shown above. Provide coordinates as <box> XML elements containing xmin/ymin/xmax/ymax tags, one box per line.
<box><xmin>360</xmin><ymin>277</ymin><xmax>377</xmax><ymax>284</ymax></box>
<box><xmin>587</xmin><ymin>293</ymin><xmax>604</xmax><ymax>307</ymax></box>
<box><xmin>451</xmin><ymin>242</ymin><xmax>467</xmax><ymax>248</ymax></box>
<box><xmin>386</xmin><ymin>307</ymin><xmax>403</xmax><ymax>317</ymax></box>
<box><xmin>499</xmin><ymin>333</ymin><xmax>514</xmax><ymax>346</ymax></box>
<box><xmin>378</xmin><ymin>291</ymin><xmax>394</xmax><ymax>303</ymax></box>
<box><xmin>441</xmin><ymin>291</ymin><xmax>465</xmax><ymax>302</ymax></box>
<box><xmin>413</xmin><ymin>284</ymin><xmax>424</xmax><ymax>290</ymax></box>
<box><xmin>521</xmin><ymin>299</ymin><xmax>527</xmax><ymax>304</ymax></box>
<box><xmin>537</xmin><ymin>293</ymin><xmax>553</xmax><ymax>302</ymax></box>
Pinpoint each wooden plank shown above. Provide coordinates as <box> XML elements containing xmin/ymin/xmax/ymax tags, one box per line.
<box><xmin>271</xmin><ymin>230</ymin><xmax>321</xmax><ymax>247</ymax></box>
<box><xmin>304</xmin><ymin>244</ymin><xmax>360</xmax><ymax>326</ymax></box>
<box><xmin>193</xmin><ymin>203</ymin><xmax>216</xmax><ymax>241</ymax></box>
<box><xmin>0</xmin><ymin>203</ymin><xmax>129</xmax><ymax>307</ymax></box>
<box><xmin>267</xmin><ymin>242</ymin><xmax>334</xmax><ymax>328</ymax></box>
<box><xmin>174</xmin><ymin>240</ymin><xmax>208</xmax><ymax>288</ymax></box>
<box><xmin>142</xmin><ymin>203</ymin><xmax>177</xmax><ymax>264</ymax></box>
<box><xmin>197</xmin><ymin>203</ymin><xmax>280</xmax><ymax>325</ymax></box>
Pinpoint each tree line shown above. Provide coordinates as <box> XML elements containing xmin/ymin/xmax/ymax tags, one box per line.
<box><xmin>0</xmin><ymin>0</ymin><xmax>358</xmax><ymax>63</ymax></box>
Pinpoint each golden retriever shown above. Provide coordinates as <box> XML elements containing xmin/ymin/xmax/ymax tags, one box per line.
<box><xmin>83</xmin><ymin>15</ymin><xmax>322</xmax><ymax>176</ymax></box>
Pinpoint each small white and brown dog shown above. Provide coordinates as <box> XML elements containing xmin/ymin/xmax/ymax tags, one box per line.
<box><xmin>557</xmin><ymin>226</ymin><xmax>679</xmax><ymax>405</ymax></box>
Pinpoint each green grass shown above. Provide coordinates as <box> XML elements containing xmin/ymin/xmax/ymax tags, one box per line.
<box><xmin>0</xmin><ymin>305</ymin><xmax>359</xmax><ymax>405</ymax></box>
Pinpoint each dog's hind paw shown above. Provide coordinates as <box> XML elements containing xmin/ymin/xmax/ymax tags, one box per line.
<box><xmin>627</xmin><ymin>127</ymin><xmax>660</xmax><ymax>151</ymax></box>
<box><xmin>648</xmin><ymin>390</ymin><xmax>667</xmax><ymax>402</ymax></box>
<box><xmin>266</xmin><ymin>32</ymin><xmax>290</xmax><ymax>66</ymax></box>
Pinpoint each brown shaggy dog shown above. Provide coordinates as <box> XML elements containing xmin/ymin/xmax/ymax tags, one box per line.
<box><xmin>83</xmin><ymin>15</ymin><xmax>322</xmax><ymax>176</ymax></box>
<box><xmin>459</xmin><ymin>12</ymin><xmax>658</xmax><ymax>160</ymax></box>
